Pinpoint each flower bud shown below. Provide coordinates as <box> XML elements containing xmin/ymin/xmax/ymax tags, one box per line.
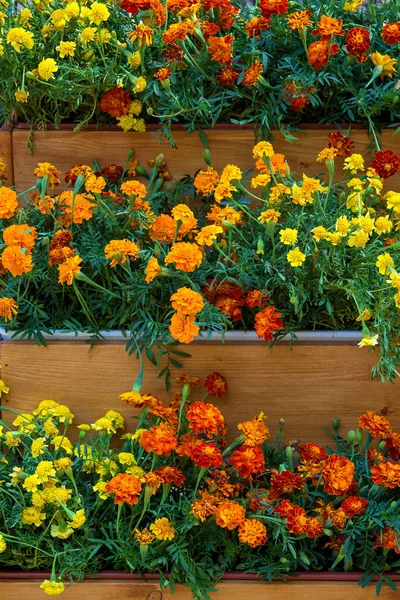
<box><xmin>256</xmin><ymin>236</ymin><xmax>265</xmax><ymax>255</ymax></box>
<box><xmin>203</xmin><ymin>149</ymin><xmax>212</xmax><ymax>167</ymax></box>
<box><xmin>332</xmin><ymin>417</ymin><xmax>340</xmax><ymax>431</ymax></box>
<box><xmin>347</xmin><ymin>430</ymin><xmax>356</xmax><ymax>443</ymax></box>
<box><xmin>356</xmin><ymin>428</ymin><xmax>363</xmax><ymax>444</ymax></box>
<box><xmin>378</xmin><ymin>440</ymin><xmax>386</xmax><ymax>452</ymax></box>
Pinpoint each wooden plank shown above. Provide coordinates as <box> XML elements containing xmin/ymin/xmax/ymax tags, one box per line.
<box><xmin>0</xmin><ymin>579</ymin><xmax>397</xmax><ymax>600</ymax></box>
<box><xmin>0</xmin><ymin>129</ymin><xmax>14</xmax><ymax>186</ymax></box>
<box><xmin>0</xmin><ymin>341</ymin><xmax>398</xmax><ymax>443</ymax></box>
<box><xmin>11</xmin><ymin>128</ymin><xmax>400</xmax><ymax>192</ymax></box>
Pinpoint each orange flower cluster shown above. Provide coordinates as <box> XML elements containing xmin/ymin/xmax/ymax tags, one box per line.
<box><xmin>0</xmin><ymin>186</ymin><xmax>19</xmax><ymax>220</ymax></box>
<box><xmin>0</xmin><ymin>297</ymin><xmax>18</xmax><ymax>322</ymax></box>
<box><xmin>57</xmin><ymin>190</ymin><xmax>96</xmax><ymax>225</ymax></box>
<box><xmin>169</xmin><ymin>286</ymin><xmax>204</xmax><ymax>344</ymax></box>
<box><xmin>104</xmin><ymin>239</ymin><xmax>140</xmax><ymax>267</ymax></box>
<box><xmin>308</xmin><ymin>40</ymin><xmax>339</xmax><ymax>70</ymax></box>
<box><xmin>374</xmin><ymin>527</ymin><xmax>400</xmax><ymax>554</ymax></box>
<box><xmin>282</xmin><ymin>81</ymin><xmax>313</xmax><ymax>112</ymax></box>
<box><xmin>254</xmin><ymin>305</ymin><xmax>284</xmax><ymax>342</ymax></box>
<box><xmin>48</xmin><ymin>230</ymin><xmax>74</xmax><ymax>267</ymax></box>
<box><xmin>208</xmin><ymin>35</ymin><xmax>234</xmax><ymax>65</ymax></box>
<box><xmin>275</xmin><ymin>500</ymin><xmax>324</xmax><ymax>538</ymax></box>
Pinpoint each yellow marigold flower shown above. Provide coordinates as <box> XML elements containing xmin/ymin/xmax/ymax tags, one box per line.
<box><xmin>356</xmin><ymin>309</ymin><xmax>372</xmax><ymax>322</ymax></box>
<box><xmin>253</xmin><ymin>141</ymin><xmax>274</xmax><ymax>160</ymax></box>
<box><xmin>93</xmin><ymin>479</ymin><xmax>108</xmax><ymax>499</ymax></box>
<box><xmin>347</xmin><ymin>230</ymin><xmax>369</xmax><ymax>248</ymax></box>
<box><xmin>0</xmin><ymin>297</ymin><xmax>18</xmax><ymax>322</ymax></box>
<box><xmin>346</xmin><ymin>191</ymin><xmax>363</xmax><ymax>213</ymax></box>
<box><xmin>31</xmin><ymin>438</ymin><xmax>47</xmax><ymax>458</ymax></box>
<box><xmin>133</xmin><ymin>76</ymin><xmax>147</xmax><ymax>93</ymax></box>
<box><xmin>317</xmin><ymin>148</ymin><xmax>337</xmax><ymax>163</ymax></box>
<box><xmin>116</xmin><ymin>114</ymin><xmax>136</xmax><ymax>133</ymax></box>
<box><xmin>0</xmin><ymin>534</ymin><xmax>6</xmax><ymax>553</ymax></box>
<box><xmin>120</xmin><ymin>391</ymin><xmax>145</xmax><ymax>406</ymax></box>
<box><xmin>51</xmin><ymin>435</ymin><xmax>74</xmax><ymax>454</ymax></box>
<box><xmin>0</xmin><ymin>379</ymin><xmax>9</xmax><ymax>395</ymax></box>
<box><xmin>326</xmin><ymin>232</ymin><xmax>341</xmax><ymax>245</ymax></box>
<box><xmin>35</xmin><ymin>461</ymin><xmax>56</xmax><ymax>483</ymax></box>
<box><xmin>344</xmin><ymin>154</ymin><xmax>364</xmax><ymax>174</ymax></box>
<box><xmin>375</xmin><ymin>216</ymin><xmax>393</xmax><ymax>235</ymax></box>
<box><xmin>385</xmin><ymin>191</ymin><xmax>400</xmax><ymax>213</ymax></box>
<box><xmin>23</xmin><ymin>474</ymin><xmax>40</xmax><ymax>492</ymax></box>
<box><xmin>104</xmin><ymin>239</ymin><xmax>140</xmax><ymax>267</ymax></box>
<box><xmin>376</xmin><ymin>252</ymin><xmax>394</xmax><ymax>275</ymax></box>
<box><xmin>344</xmin><ymin>0</ymin><xmax>364</xmax><ymax>11</ymax></box>
<box><xmin>58</xmin><ymin>255</ymin><xmax>83</xmax><ymax>285</ymax></box>
<box><xmin>279</xmin><ymin>228</ymin><xmax>298</xmax><ymax>245</ymax></box>
<box><xmin>128</xmin><ymin>51</ymin><xmax>141</xmax><ymax>69</ymax></box>
<box><xmin>5</xmin><ymin>431</ymin><xmax>20</xmax><ymax>448</ymax></box>
<box><xmin>287</xmin><ymin>247</ymin><xmax>306</xmax><ymax>267</ymax></box>
<box><xmin>69</xmin><ymin>509</ymin><xmax>86</xmax><ymax>529</ymax></box>
<box><xmin>388</xmin><ymin>272</ymin><xmax>400</xmax><ymax>290</ymax></box>
<box><xmin>170</xmin><ymin>287</ymin><xmax>204</xmax><ymax>315</ymax></box>
<box><xmin>105</xmin><ymin>410</ymin><xmax>124</xmax><ymax>429</ymax></box>
<box><xmin>335</xmin><ymin>216</ymin><xmax>351</xmax><ymax>236</ymax></box>
<box><xmin>15</xmin><ymin>88</ymin><xmax>29</xmax><ymax>103</ymax></box>
<box><xmin>91</xmin><ymin>417</ymin><xmax>115</xmax><ymax>434</ymax></box>
<box><xmin>145</xmin><ymin>256</ymin><xmax>162</xmax><ymax>283</ymax></box>
<box><xmin>13</xmin><ymin>413</ymin><xmax>34</xmax><ymax>433</ymax></box>
<box><xmin>196</xmin><ymin>225</ymin><xmax>223</xmax><ymax>246</ymax></box>
<box><xmin>129</xmin><ymin>100</ymin><xmax>142</xmax><ymax>116</ymax></box>
<box><xmin>96</xmin><ymin>28</ymin><xmax>112</xmax><ymax>44</ymax></box>
<box><xmin>126</xmin><ymin>465</ymin><xmax>145</xmax><ymax>477</ymax></box>
<box><xmin>368</xmin><ymin>177</ymin><xmax>383</xmax><ymax>195</ymax></box>
<box><xmin>51</xmin><ymin>9</ymin><xmax>67</xmax><ymax>28</ymax></box>
<box><xmin>301</xmin><ymin>174</ymin><xmax>323</xmax><ymax>197</ymax></box>
<box><xmin>54</xmin><ymin>458</ymin><xmax>73</xmax><ymax>471</ymax></box>
<box><xmin>358</xmin><ymin>215</ymin><xmax>375</xmax><ymax>235</ymax></box>
<box><xmin>251</xmin><ymin>173</ymin><xmax>271</xmax><ymax>188</ymax></box>
<box><xmin>34</xmin><ymin>400</ymin><xmax>59</xmax><ymax>417</ymax></box>
<box><xmin>220</xmin><ymin>164</ymin><xmax>242</xmax><ymax>184</ymax></box>
<box><xmin>288</xmin><ymin>9</ymin><xmax>313</xmax><ymax>30</ymax></box>
<box><xmin>118</xmin><ymin>452</ymin><xmax>137</xmax><ymax>466</ymax></box>
<box><xmin>45</xmin><ymin>485</ymin><xmax>73</xmax><ymax>505</ymax></box>
<box><xmin>348</xmin><ymin>178</ymin><xmax>364</xmax><ymax>191</ymax></box>
<box><xmin>358</xmin><ymin>334</ymin><xmax>379</xmax><ymax>348</ymax></box>
<box><xmin>171</xmin><ymin>204</ymin><xmax>195</xmax><ymax>223</ymax></box>
<box><xmin>64</xmin><ymin>1</ymin><xmax>80</xmax><ymax>18</ymax></box>
<box><xmin>38</xmin><ymin>58</ymin><xmax>58</xmax><ymax>81</ymax></box>
<box><xmin>6</xmin><ymin>27</ymin><xmax>34</xmax><ymax>52</ymax></box>
<box><xmin>9</xmin><ymin>467</ymin><xmax>23</xmax><ymax>485</ymax></box>
<box><xmin>51</xmin><ymin>523</ymin><xmax>73</xmax><ymax>539</ymax></box>
<box><xmin>80</xmin><ymin>26</ymin><xmax>97</xmax><ymax>42</ymax></box>
<box><xmin>134</xmin><ymin>528</ymin><xmax>155</xmax><ymax>545</ymax></box>
<box><xmin>22</xmin><ymin>507</ymin><xmax>46</xmax><ymax>527</ymax></box>
<box><xmin>312</xmin><ymin>226</ymin><xmax>329</xmax><ymax>242</ymax></box>
<box><xmin>53</xmin><ymin>404</ymin><xmax>74</xmax><ymax>423</ymax></box>
<box><xmin>89</xmin><ymin>1</ymin><xmax>110</xmax><ymax>25</ymax></box>
<box><xmin>370</xmin><ymin>52</ymin><xmax>397</xmax><ymax>79</ymax></box>
<box><xmin>149</xmin><ymin>517</ymin><xmax>175</xmax><ymax>541</ymax></box>
<box><xmin>394</xmin><ymin>292</ymin><xmax>400</xmax><ymax>308</ymax></box>
<box><xmin>258</xmin><ymin>209</ymin><xmax>281</xmax><ymax>224</ymax></box>
<box><xmin>56</xmin><ymin>41</ymin><xmax>76</xmax><ymax>58</ymax></box>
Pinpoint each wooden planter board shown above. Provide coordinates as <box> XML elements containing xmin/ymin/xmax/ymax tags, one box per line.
<box><xmin>0</xmin><ymin>341</ymin><xmax>398</xmax><ymax>443</ymax></box>
<box><xmin>0</xmin><ymin>129</ymin><xmax>13</xmax><ymax>186</ymax></box>
<box><xmin>11</xmin><ymin>127</ymin><xmax>400</xmax><ymax>191</ymax></box>
<box><xmin>0</xmin><ymin>578</ymin><xmax>397</xmax><ymax>600</ymax></box>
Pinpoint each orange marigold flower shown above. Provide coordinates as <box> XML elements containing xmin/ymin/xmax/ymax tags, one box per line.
<box><xmin>194</xmin><ymin>167</ymin><xmax>219</xmax><ymax>195</ymax></box>
<box><xmin>58</xmin><ymin>190</ymin><xmax>96</xmax><ymax>224</ymax></box>
<box><xmin>105</xmin><ymin>473</ymin><xmax>142</xmax><ymax>504</ymax></box>
<box><xmin>244</xmin><ymin>16</ymin><xmax>271</xmax><ymax>38</ymax></box>
<box><xmin>144</xmin><ymin>471</ymin><xmax>162</xmax><ymax>495</ymax></box>
<box><xmin>305</xmin><ymin>517</ymin><xmax>324</xmax><ymax>538</ymax></box>
<box><xmin>237</xmin><ymin>412</ymin><xmax>269</xmax><ymax>446</ymax></box>
<box><xmin>48</xmin><ymin>246</ymin><xmax>75</xmax><ymax>267</ymax></box>
<box><xmin>169</xmin><ymin>312</ymin><xmax>199</xmax><ymax>343</ymax></box>
<box><xmin>288</xmin><ymin>9</ymin><xmax>313</xmax><ymax>30</ymax></box>
<box><xmin>104</xmin><ymin>239</ymin><xmax>140</xmax><ymax>267</ymax></box>
<box><xmin>245</xmin><ymin>290</ymin><xmax>270</xmax><ymax>308</ymax></box>
<box><xmin>99</xmin><ymin>87</ymin><xmax>131</xmax><ymax>117</ymax></box>
<box><xmin>3</xmin><ymin>224</ymin><xmax>37</xmax><ymax>251</ymax></box>
<box><xmin>358</xmin><ymin>411</ymin><xmax>392</xmax><ymax>438</ymax></box>
<box><xmin>271</xmin><ymin>470</ymin><xmax>303</xmax><ymax>496</ymax></box>
<box><xmin>0</xmin><ymin>297</ymin><xmax>18</xmax><ymax>321</ymax></box>
<box><xmin>165</xmin><ymin>242</ymin><xmax>203</xmax><ymax>272</ymax></box>
<box><xmin>196</xmin><ymin>224</ymin><xmax>223</xmax><ymax>246</ymax></box>
<box><xmin>373</xmin><ymin>527</ymin><xmax>400</xmax><ymax>554</ymax></box>
<box><xmin>139</xmin><ymin>423</ymin><xmax>178</xmax><ymax>456</ymax></box>
<box><xmin>208</xmin><ymin>34</ymin><xmax>234</xmax><ymax>65</ymax></box>
<box><xmin>200</xmin><ymin>22</ymin><xmax>221</xmax><ymax>41</ymax></box>
<box><xmin>313</xmin><ymin>15</ymin><xmax>344</xmax><ymax>40</ymax></box>
<box><xmin>328</xmin><ymin>131</ymin><xmax>355</xmax><ymax>157</ymax></box>
<box><xmin>120</xmin><ymin>180</ymin><xmax>147</xmax><ymax>198</ymax></box>
<box><xmin>204</xmin><ymin>372</ymin><xmax>228</xmax><ymax>397</ymax></box>
<box><xmin>384</xmin><ymin>431</ymin><xmax>400</xmax><ymax>460</ymax></box>
<box><xmin>65</xmin><ymin>164</ymin><xmax>94</xmax><ymax>186</ymax></box>
<box><xmin>57</xmin><ymin>255</ymin><xmax>83</xmax><ymax>285</ymax></box>
<box><xmin>260</xmin><ymin>0</ymin><xmax>288</xmax><ymax>18</ymax></box>
<box><xmin>382</xmin><ymin>22</ymin><xmax>400</xmax><ymax>45</ymax></box>
<box><xmin>341</xmin><ymin>496</ymin><xmax>368</xmax><ymax>518</ymax></box>
<box><xmin>149</xmin><ymin>214</ymin><xmax>176</xmax><ymax>244</ymax></box>
<box><xmin>230</xmin><ymin>444</ymin><xmax>265</xmax><ymax>478</ymax></box>
<box><xmin>238</xmin><ymin>519</ymin><xmax>268</xmax><ymax>548</ymax></box>
<box><xmin>191</xmin><ymin>497</ymin><xmax>217</xmax><ymax>522</ymax></box>
<box><xmin>299</xmin><ymin>442</ymin><xmax>327</xmax><ymax>462</ymax></box>
<box><xmin>274</xmin><ymin>499</ymin><xmax>294</xmax><ymax>519</ymax></box>
<box><xmin>254</xmin><ymin>305</ymin><xmax>284</xmax><ymax>342</ymax></box>
<box><xmin>33</xmin><ymin>162</ymin><xmax>61</xmax><ymax>189</ymax></box>
<box><xmin>128</xmin><ymin>23</ymin><xmax>154</xmax><ymax>47</ymax></box>
<box><xmin>154</xmin><ymin>67</ymin><xmax>172</xmax><ymax>80</ymax></box>
<box><xmin>85</xmin><ymin>175</ymin><xmax>106</xmax><ymax>194</ymax></box>
<box><xmin>331</xmin><ymin>508</ymin><xmax>347</xmax><ymax>531</ymax></box>
<box><xmin>0</xmin><ymin>186</ymin><xmax>18</xmax><ymax>219</ymax></box>
<box><xmin>215</xmin><ymin>500</ymin><xmax>246</xmax><ymax>530</ymax></box>
<box><xmin>171</xmin><ymin>204</ymin><xmax>194</xmax><ymax>223</ymax></box>
<box><xmin>134</xmin><ymin>528</ymin><xmax>155</xmax><ymax>545</ymax></box>
<box><xmin>345</xmin><ymin>27</ymin><xmax>370</xmax><ymax>63</ymax></box>
<box><xmin>242</xmin><ymin>60</ymin><xmax>264</xmax><ymax>86</ymax></box>
<box><xmin>285</xmin><ymin>504</ymin><xmax>308</xmax><ymax>535</ymax></box>
<box><xmin>170</xmin><ymin>287</ymin><xmax>204</xmax><ymax>315</ymax></box>
<box><xmin>176</xmin><ymin>374</ymin><xmax>201</xmax><ymax>386</ymax></box>
<box><xmin>370</xmin><ymin>460</ymin><xmax>400</xmax><ymax>489</ymax></box>
<box><xmin>308</xmin><ymin>40</ymin><xmax>339</xmax><ymax>70</ymax></box>
<box><xmin>190</xmin><ymin>441</ymin><xmax>223</xmax><ymax>468</ymax></box>
<box><xmin>155</xmin><ymin>466</ymin><xmax>185</xmax><ymax>486</ymax></box>
<box><xmin>371</xmin><ymin>150</ymin><xmax>400</xmax><ymax>180</ymax></box>
<box><xmin>187</xmin><ymin>401</ymin><xmax>225</xmax><ymax>438</ymax></box>
<box><xmin>215</xmin><ymin>296</ymin><xmax>243</xmax><ymax>322</ymax></box>
<box><xmin>2</xmin><ymin>245</ymin><xmax>33</xmax><ymax>277</ymax></box>
<box><xmin>217</xmin><ymin>67</ymin><xmax>240</xmax><ymax>85</ymax></box>
<box><xmin>31</xmin><ymin>192</ymin><xmax>55</xmax><ymax>215</ymax></box>
<box><xmin>176</xmin><ymin>432</ymin><xmax>203</xmax><ymax>457</ymax></box>
<box><xmin>322</xmin><ymin>454</ymin><xmax>355</xmax><ymax>496</ymax></box>
<box><xmin>120</xmin><ymin>390</ymin><xmax>149</xmax><ymax>408</ymax></box>
<box><xmin>162</xmin><ymin>20</ymin><xmax>195</xmax><ymax>44</ymax></box>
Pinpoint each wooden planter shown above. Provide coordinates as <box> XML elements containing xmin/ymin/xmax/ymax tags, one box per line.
<box><xmin>10</xmin><ymin>125</ymin><xmax>400</xmax><ymax>191</ymax></box>
<box><xmin>1</xmin><ymin>335</ymin><xmax>399</xmax><ymax>443</ymax></box>
<box><xmin>0</xmin><ymin>573</ymin><xmax>398</xmax><ymax>600</ymax></box>
<box><xmin>0</xmin><ymin>128</ymin><xmax>13</xmax><ymax>185</ymax></box>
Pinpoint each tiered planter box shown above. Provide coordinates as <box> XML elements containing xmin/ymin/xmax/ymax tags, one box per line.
<box><xmin>10</xmin><ymin>125</ymin><xmax>400</xmax><ymax>191</ymax></box>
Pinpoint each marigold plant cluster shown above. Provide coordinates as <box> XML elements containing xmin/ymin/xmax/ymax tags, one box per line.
<box><xmin>1</xmin><ymin>0</ymin><xmax>400</xmax><ymax>137</ymax></box>
<box><xmin>0</xmin><ymin>374</ymin><xmax>399</xmax><ymax>597</ymax></box>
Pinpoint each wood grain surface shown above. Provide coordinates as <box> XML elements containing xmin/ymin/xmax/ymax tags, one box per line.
<box><xmin>11</xmin><ymin>127</ymin><xmax>400</xmax><ymax>191</ymax></box>
<box><xmin>0</xmin><ymin>341</ymin><xmax>398</xmax><ymax>443</ymax></box>
<box><xmin>0</xmin><ymin>579</ymin><xmax>397</xmax><ymax>600</ymax></box>
<box><xmin>0</xmin><ymin>129</ymin><xmax>14</xmax><ymax>186</ymax></box>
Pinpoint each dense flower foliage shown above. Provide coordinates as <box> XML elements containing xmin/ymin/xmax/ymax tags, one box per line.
<box><xmin>0</xmin><ymin>0</ymin><xmax>400</xmax><ymax>137</ymax></box>
<box><xmin>0</xmin><ymin>375</ymin><xmax>399</xmax><ymax>597</ymax></box>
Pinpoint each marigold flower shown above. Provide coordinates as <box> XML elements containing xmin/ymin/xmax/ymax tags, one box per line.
<box><xmin>148</xmin><ymin>215</ymin><xmax>176</xmax><ymax>244</ymax></box>
<box><xmin>217</xmin><ymin>67</ymin><xmax>240</xmax><ymax>86</ymax></box>
<box><xmin>245</xmin><ymin>290</ymin><xmax>270</xmax><ymax>308</ymax></box>
<box><xmin>58</xmin><ymin>190</ymin><xmax>96</xmax><ymax>223</ymax></box>
<box><xmin>371</xmin><ymin>460</ymin><xmax>400</xmax><ymax>488</ymax></box>
<box><xmin>56</xmin><ymin>40</ymin><xmax>76</xmax><ymax>58</ymax></box>
<box><xmin>313</xmin><ymin>15</ymin><xmax>344</xmax><ymax>40</ymax></box>
<box><xmin>215</xmin><ymin>500</ymin><xmax>246</xmax><ymax>530</ymax></box>
<box><xmin>244</xmin><ymin>16</ymin><xmax>271</xmax><ymax>38</ymax></box>
<box><xmin>371</xmin><ymin>150</ymin><xmax>400</xmax><ymax>179</ymax></box>
<box><xmin>238</xmin><ymin>412</ymin><xmax>269</xmax><ymax>446</ymax></box>
<box><xmin>358</xmin><ymin>411</ymin><xmax>392</xmax><ymax>437</ymax></box>
<box><xmin>328</xmin><ymin>131</ymin><xmax>355</xmax><ymax>157</ymax></box>
<box><xmin>104</xmin><ymin>239</ymin><xmax>140</xmax><ymax>267</ymax></box>
<box><xmin>287</xmin><ymin>247</ymin><xmax>306</xmax><ymax>267</ymax></box>
<box><xmin>275</xmin><ymin>501</ymin><xmax>308</xmax><ymax>534</ymax></box>
<box><xmin>3</xmin><ymin>224</ymin><xmax>36</xmax><ymax>251</ymax></box>
<box><xmin>145</xmin><ymin>256</ymin><xmax>162</xmax><ymax>283</ymax></box>
<box><xmin>187</xmin><ymin>401</ymin><xmax>225</xmax><ymax>438</ymax></box>
<box><xmin>40</xmin><ymin>580</ymin><xmax>64</xmax><ymax>596</ymax></box>
<box><xmin>2</xmin><ymin>245</ymin><xmax>33</xmax><ymax>277</ymax></box>
<box><xmin>254</xmin><ymin>305</ymin><xmax>284</xmax><ymax>342</ymax></box>
<box><xmin>373</xmin><ymin>527</ymin><xmax>400</xmax><ymax>554</ymax></box>
<box><xmin>165</xmin><ymin>242</ymin><xmax>203</xmax><ymax>272</ymax></box>
<box><xmin>171</xmin><ymin>204</ymin><xmax>194</xmax><ymax>223</ymax></box>
<box><xmin>89</xmin><ymin>1</ymin><xmax>110</xmax><ymax>25</ymax></box>
<box><xmin>230</xmin><ymin>444</ymin><xmax>265</xmax><ymax>478</ymax></box>
<box><xmin>271</xmin><ymin>470</ymin><xmax>304</xmax><ymax>496</ymax></box>
<box><xmin>238</xmin><ymin>519</ymin><xmax>267</xmax><ymax>547</ymax></box>
<box><xmin>0</xmin><ymin>187</ymin><xmax>18</xmax><ymax>219</ymax></box>
<box><xmin>6</xmin><ymin>27</ymin><xmax>34</xmax><ymax>52</ymax></box>
<box><xmin>279</xmin><ymin>228</ymin><xmax>297</xmax><ymax>245</ymax></box>
<box><xmin>305</xmin><ymin>517</ymin><xmax>324</xmax><ymax>538</ymax></box>
<box><xmin>57</xmin><ymin>255</ymin><xmax>82</xmax><ymax>285</ymax></box>
<box><xmin>38</xmin><ymin>58</ymin><xmax>58</xmax><ymax>81</ymax></box>
<box><xmin>300</xmin><ymin>442</ymin><xmax>327</xmax><ymax>462</ymax></box>
<box><xmin>129</xmin><ymin>23</ymin><xmax>154</xmax><ymax>47</ymax></box>
<box><xmin>170</xmin><ymin>287</ymin><xmax>204</xmax><ymax>315</ymax></box>
<box><xmin>242</xmin><ymin>60</ymin><xmax>264</xmax><ymax>86</ymax></box>
<box><xmin>308</xmin><ymin>41</ymin><xmax>339</xmax><ymax>70</ymax></box>
<box><xmin>382</xmin><ymin>22</ymin><xmax>400</xmax><ymax>45</ymax></box>
<box><xmin>99</xmin><ymin>87</ymin><xmax>131</xmax><ymax>117</ymax></box>
<box><xmin>140</xmin><ymin>424</ymin><xmax>178</xmax><ymax>456</ymax></box>
<box><xmin>341</xmin><ymin>496</ymin><xmax>368</xmax><ymax>518</ymax></box>
<box><xmin>169</xmin><ymin>312</ymin><xmax>199</xmax><ymax>343</ymax></box>
<box><xmin>15</xmin><ymin>88</ymin><xmax>29</xmax><ymax>103</ymax></box>
<box><xmin>105</xmin><ymin>473</ymin><xmax>142</xmax><ymax>504</ymax></box>
<box><xmin>204</xmin><ymin>372</ymin><xmax>228</xmax><ymax>397</ymax></box>
<box><xmin>155</xmin><ymin>466</ymin><xmax>186</xmax><ymax>486</ymax></box>
<box><xmin>215</xmin><ymin>296</ymin><xmax>243</xmax><ymax>322</ymax></box>
<box><xmin>196</xmin><ymin>225</ymin><xmax>223</xmax><ymax>246</ymax></box>
<box><xmin>150</xmin><ymin>517</ymin><xmax>175</xmax><ymax>540</ymax></box>
<box><xmin>260</xmin><ymin>0</ymin><xmax>288</xmax><ymax>18</ymax></box>
<box><xmin>322</xmin><ymin>454</ymin><xmax>355</xmax><ymax>495</ymax></box>
<box><xmin>162</xmin><ymin>20</ymin><xmax>195</xmax><ymax>45</ymax></box>
<box><xmin>0</xmin><ymin>297</ymin><xmax>18</xmax><ymax>322</ymax></box>
<box><xmin>288</xmin><ymin>10</ymin><xmax>312</xmax><ymax>31</ymax></box>
<box><xmin>208</xmin><ymin>34</ymin><xmax>234</xmax><ymax>65</ymax></box>
<box><xmin>134</xmin><ymin>528</ymin><xmax>155</xmax><ymax>545</ymax></box>
<box><xmin>345</xmin><ymin>27</ymin><xmax>370</xmax><ymax>63</ymax></box>
<box><xmin>34</xmin><ymin>162</ymin><xmax>61</xmax><ymax>189</ymax></box>
<box><xmin>370</xmin><ymin>52</ymin><xmax>397</xmax><ymax>79</ymax></box>
<box><xmin>190</xmin><ymin>441</ymin><xmax>223</xmax><ymax>468</ymax></box>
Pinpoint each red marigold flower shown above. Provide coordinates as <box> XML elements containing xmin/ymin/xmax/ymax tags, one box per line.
<box><xmin>217</xmin><ymin>67</ymin><xmax>240</xmax><ymax>86</ymax></box>
<box><xmin>204</xmin><ymin>372</ymin><xmax>228</xmax><ymax>397</ymax></box>
<box><xmin>105</xmin><ymin>473</ymin><xmax>142</xmax><ymax>505</ymax></box>
<box><xmin>299</xmin><ymin>442</ymin><xmax>327</xmax><ymax>463</ymax></box>
<box><xmin>282</xmin><ymin>504</ymin><xmax>308</xmax><ymax>535</ymax></box>
<box><xmin>162</xmin><ymin>43</ymin><xmax>184</xmax><ymax>62</ymax></box>
<box><xmin>215</xmin><ymin>296</ymin><xmax>244</xmax><ymax>322</ymax></box>
<box><xmin>119</xmin><ymin>0</ymin><xmax>150</xmax><ymax>15</ymax></box>
<box><xmin>139</xmin><ymin>424</ymin><xmax>178</xmax><ymax>456</ymax></box>
<box><xmin>215</xmin><ymin>500</ymin><xmax>246</xmax><ymax>530</ymax></box>
<box><xmin>384</xmin><ymin>431</ymin><xmax>400</xmax><ymax>460</ymax></box>
<box><xmin>305</xmin><ymin>517</ymin><xmax>324</xmax><ymax>538</ymax></box>
<box><xmin>328</xmin><ymin>131</ymin><xmax>355</xmax><ymax>157</ymax></box>
<box><xmin>373</xmin><ymin>526</ymin><xmax>400</xmax><ymax>554</ymax></box>
<box><xmin>331</xmin><ymin>508</ymin><xmax>347</xmax><ymax>531</ymax></box>
<box><xmin>308</xmin><ymin>41</ymin><xmax>340</xmax><ymax>70</ymax></box>
<box><xmin>230</xmin><ymin>444</ymin><xmax>265</xmax><ymax>478</ymax></box>
<box><xmin>244</xmin><ymin>16</ymin><xmax>271</xmax><ymax>38</ymax></box>
<box><xmin>341</xmin><ymin>496</ymin><xmax>368</xmax><ymax>518</ymax></box>
<box><xmin>371</xmin><ymin>150</ymin><xmax>400</xmax><ymax>179</ymax></box>
<box><xmin>190</xmin><ymin>441</ymin><xmax>223</xmax><ymax>469</ymax></box>
<box><xmin>64</xmin><ymin>164</ymin><xmax>93</xmax><ymax>186</ymax></box>
<box><xmin>154</xmin><ymin>466</ymin><xmax>186</xmax><ymax>486</ymax></box>
<box><xmin>382</xmin><ymin>22</ymin><xmax>400</xmax><ymax>45</ymax></box>
<box><xmin>313</xmin><ymin>15</ymin><xmax>344</xmax><ymax>41</ymax></box>
<box><xmin>260</xmin><ymin>0</ymin><xmax>288</xmax><ymax>18</ymax></box>
<box><xmin>245</xmin><ymin>290</ymin><xmax>270</xmax><ymax>308</ymax></box>
<box><xmin>154</xmin><ymin>68</ymin><xmax>172</xmax><ymax>81</ymax></box>
<box><xmin>176</xmin><ymin>375</ymin><xmax>201</xmax><ymax>387</ymax></box>
<box><xmin>187</xmin><ymin>401</ymin><xmax>225</xmax><ymax>438</ymax></box>
<box><xmin>371</xmin><ymin>460</ymin><xmax>400</xmax><ymax>489</ymax></box>
<box><xmin>322</xmin><ymin>454</ymin><xmax>355</xmax><ymax>496</ymax></box>
<box><xmin>200</xmin><ymin>22</ymin><xmax>220</xmax><ymax>40</ymax></box>
<box><xmin>254</xmin><ymin>305</ymin><xmax>284</xmax><ymax>342</ymax></box>
<box><xmin>99</xmin><ymin>87</ymin><xmax>131</xmax><ymax>118</ymax></box>
<box><xmin>274</xmin><ymin>499</ymin><xmax>293</xmax><ymax>519</ymax></box>
<box><xmin>345</xmin><ymin>27</ymin><xmax>370</xmax><ymax>63</ymax></box>
<box><xmin>270</xmin><ymin>470</ymin><xmax>304</xmax><ymax>496</ymax></box>
<box><xmin>101</xmin><ymin>164</ymin><xmax>124</xmax><ymax>183</ymax></box>
<box><xmin>208</xmin><ymin>35</ymin><xmax>234</xmax><ymax>66</ymax></box>
<box><xmin>176</xmin><ymin>433</ymin><xmax>202</xmax><ymax>457</ymax></box>
<box><xmin>358</xmin><ymin>411</ymin><xmax>392</xmax><ymax>438</ymax></box>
